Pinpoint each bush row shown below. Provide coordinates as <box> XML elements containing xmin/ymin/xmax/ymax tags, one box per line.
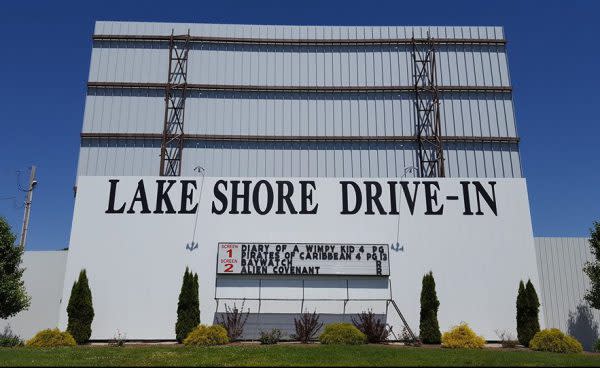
<box><xmin>15</xmin><ymin>268</ymin><xmax>585</xmax><ymax>354</ymax></box>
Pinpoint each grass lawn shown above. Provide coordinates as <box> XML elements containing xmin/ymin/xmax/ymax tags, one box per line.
<box><xmin>1</xmin><ymin>344</ymin><xmax>599</xmax><ymax>367</ymax></box>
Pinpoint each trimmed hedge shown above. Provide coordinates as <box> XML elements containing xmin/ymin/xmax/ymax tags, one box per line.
<box><xmin>319</xmin><ymin>323</ymin><xmax>367</xmax><ymax>345</ymax></box>
<box><xmin>26</xmin><ymin>329</ymin><xmax>76</xmax><ymax>347</ymax></box>
<box><xmin>441</xmin><ymin>323</ymin><xmax>485</xmax><ymax>349</ymax></box>
<box><xmin>183</xmin><ymin>325</ymin><xmax>229</xmax><ymax>346</ymax></box>
<box><xmin>529</xmin><ymin>329</ymin><xmax>583</xmax><ymax>354</ymax></box>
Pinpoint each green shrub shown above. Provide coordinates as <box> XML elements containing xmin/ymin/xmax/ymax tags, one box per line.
<box><xmin>183</xmin><ymin>325</ymin><xmax>229</xmax><ymax>346</ymax></box>
<box><xmin>67</xmin><ymin>269</ymin><xmax>94</xmax><ymax>344</ymax></box>
<box><xmin>529</xmin><ymin>329</ymin><xmax>583</xmax><ymax>354</ymax></box>
<box><xmin>441</xmin><ymin>323</ymin><xmax>486</xmax><ymax>349</ymax></box>
<box><xmin>26</xmin><ymin>328</ymin><xmax>76</xmax><ymax>347</ymax></box>
<box><xmin>259</xmin><ymin>329</ymin><xmax>282</xmax><ymax>345</ymax></box>
<box><xmin>595</xmin><ymin>339</ymin><xmax>600</xmax><ymax>352</ymax></box>
<box><xmin>419</xmin><ymin>271</ymin><xmax>441</xmax><ymax>344</ymax></box>
<box><xmin>176</xmin><ymin>268</ymin><xmax>200</xmax><ymax>343</ymax></box>
<box><xmin>319</xmin><ymin>323</ymin><xmax>367</xmax><ymax>345</ymax></box>
<box><xmin>0</xmin><ymin>325</ymin><xmax>23</xmax><ymax>347</ymax></box>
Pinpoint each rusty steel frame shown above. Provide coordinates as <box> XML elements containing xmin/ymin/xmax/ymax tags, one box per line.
<box><xmin>412</xmin><ymin>35</ymin><xmax>445</xmax><ymax>178</ymax></box>
<box><xmin>93</xmin><ymin>34</ymin><xmax>506</xmax><ymax>46</ymax></box>
<box><xmin>88</xmin><ymin>81</ymin><xmax>511</xmax><ymax>94</ymax></box>
<box><xmin>81</xmin><ymin>132</ymin><xmax>519</xmax><ymax>144</ymax></box>
<box><xmin>159</xmin><ymin>31</ymin><xmax>190</xmax><ymax>176</ymax></box>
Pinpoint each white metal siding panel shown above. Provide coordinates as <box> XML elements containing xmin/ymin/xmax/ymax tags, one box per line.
<box><xmin>534</xmin><ymin>237</ymin><xmax>600</xmax><ymax>338</ymax></box>
<box><xmin>89</xmin><ymin>43</ymin><xmax>511</xmax><ymax>88</ymax></box>
<box><xmin>1</xmin><ymin>251</ymin><xmax>68</xmax><ymax>339</ymax></box>
<box><xmin>78</xmin><ymin>22</ymin><xmax>521</xmax><ymax>179</ymax></box>
<box><xmin>81</xmin><ymin>92</ymin><xmax>518</xmax><ymax>140</ymax></box>
<box><xmin>77</xmin><ymin>140</ymin><xmax>519</xmax><ymax>178</ymax></box>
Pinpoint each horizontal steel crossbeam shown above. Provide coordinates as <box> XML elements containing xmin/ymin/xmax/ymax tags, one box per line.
<box><xmin>81</xmin><ymin>132</ymin><xmax>519</xmax><ymax>144</ymax></box>
<box><xmin>93</xmin><ymin>34</ymin><xmax>506</xmax><ymax>46</ymax></box>
<box><xmin>88</xmin><ymin>82</ymin><xmax>512</xmax><ymax>93</ymax></box>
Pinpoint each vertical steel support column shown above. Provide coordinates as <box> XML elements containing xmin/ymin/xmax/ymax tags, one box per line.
<box><xmin>159</xmin><ymin>30</ymin><xmax>190</xmax><ymax>176</ymax></box>
<box><xmin>411</xmin><ymin>35</ymin><xmax>445</xmax><ymax>177</ymax></box>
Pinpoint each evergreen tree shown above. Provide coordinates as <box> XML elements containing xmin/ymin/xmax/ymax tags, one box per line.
<box><xmin>175</xmin><ymin>267</ymin><xmax>200</xmax><ymax>342</ymax></box>
<box><xmin>516</xmin><ymin>280</ymin><xmax>527</xmax><ymax>345</ymax></box>
<box><xmin>516</xmin><ymin>279</ymin><xmax>540</xmax><ymax>347</ymax></box>
<box><xmin>419</xmin><ymin>271</ymin><xmax>441</xmax><ymax>344</ymax></box>
<box><xmin>584</xmin><ymin>221</ymin><xmax>600</xmax><ymax>309</ymax></box>
<box><xmin>524</xmin><ymin>280</ymin><xmax>541</xmax><ymax>344</ymax></box>
<box><xmin>193</xmin><ymin>273</ymin><xmax>200</xmax><ymax>323</ymax></box>
<box><xmin>67</xmin><ymin>269</ymin><xmax>94</xmax><ymax>344</ymax></box>
<box><xmin>0</xmin><ymin>217</ymin><xmax>30</xmax><ymax>319</ymax></box>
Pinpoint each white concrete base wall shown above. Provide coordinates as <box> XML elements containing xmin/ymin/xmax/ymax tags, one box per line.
<box><xmin>1</xmin><ymin>251</ymin><xmax>67</xmax><ymax>340</ymax></box>
<box><xmin>57</xmin><ymin>176</ymin><xmax>540</xmax><ymax>341</ymax></box>
<box><xmin>9</xmin><ymin>238</ymin><xmax>593</xmax><ymax>343</ymax></box>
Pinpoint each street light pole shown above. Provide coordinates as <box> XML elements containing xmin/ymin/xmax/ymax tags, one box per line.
<box><xmin>19</xmin><ymin>166</ymin><xmax>37</xmax><ymax>249</ymax></box>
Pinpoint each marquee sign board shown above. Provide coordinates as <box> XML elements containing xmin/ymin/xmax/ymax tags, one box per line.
<box><xmin>217</xmin><ymin>242</ymin><xmax>390</xmax><ymax>276</ymax></box>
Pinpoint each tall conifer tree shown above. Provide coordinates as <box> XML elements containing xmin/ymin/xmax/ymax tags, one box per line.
<box><xmin>516</xmin><ymin>279</ymin><xmax>540</xmax><ymax>347</ymax></box>
<box><xmin>175</xmin><ymin>267</ymin><xmax>200</xmax><ymax>342</ymax></box>
<box><xmin>67</xmin><ymin>269</ymin><xmax>94</xmax><ymax>344</ymax></box>
<box><xmin>516</xmin><ymin>280</ymin><xmax>527</xmax><ymax>345</ymax></box>
<box><xmin>524</xmin><ymin>280</ymin><xmax>540</xmax><ymax>344</ymax></box>
<box><xmin>419</xmin><ymin>271</ymin><xmax>441</xmax><ymax>344</ymax></box>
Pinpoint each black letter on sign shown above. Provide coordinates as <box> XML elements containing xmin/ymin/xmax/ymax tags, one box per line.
<box><xmin>399</xmin><ymin>181</ymin><xmax>419</xmax><ymax>215</ymax></box>
<box><xmin>474</xmin><ymin>181</ymin><xmax>497</xmax><ymax>216</ymax></box>
<box><xmin>154</xmin><ymin>180</ymin><xmax>177</xmax><ymax>214</ymax></box>
<box><xmin>127</xmin><ymin>180</ymin><xmax>151</xmax><ymax>214</ymax></box>
<box><xmin>211</xmin><ymin>180</ymin><xmax>228</xmax><ymax>215</ymax></box>
<box><xmin>461</xmin><ymin>181</ymin><xmax>473</xmax><ymax>215</ymax></box>
<box><xmin>179</xmin><ymin>180</ymin><xmax>198</xmax><ymax>214</ymax></box>
<box><xmin>106</xmin><ymin>179</ymin><xmax>126</xmax><ymax>213</ymax></box>
<box><xmin>340</xmin><ymin>181</ymin><xmax>362</xmax><ymax>215</ymax></box>
<box><xmin>387</xmin><ymin>181</ymin><xmax>399</xmax><ymax>215</ymax></box>
<box><xmin>423</xmin><ymin>181</ymin><xmax>444</xmax><ymax>215</ymax></box>
<box><xmin>253</xmin><ymin>180</ymin><xmax>274</xmax><ymax>215</ymax></box>
<box><xmin>365</xmin><ymin>181</ymin><xmax>387</xmax><ymax>215</ymax></box>
<box><xmin>276</xmin><ymin>181</ymin><xmax>298</xmax><ymax>214</ymax></box>
<box><xmin>230</xmin><ymin>181</ymin><xmax>251</xmax><ymax>214</ymax></box>
<box><xmin>299</xmin><ymin>181</ymin><xmax>318</xmax><ymax>214</ymax></box>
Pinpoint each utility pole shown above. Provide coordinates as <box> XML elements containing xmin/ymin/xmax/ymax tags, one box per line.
<box><xmin>19</xmin><ymin>166</ymin><xmax>37</xmax><ymax>249</ymax></box>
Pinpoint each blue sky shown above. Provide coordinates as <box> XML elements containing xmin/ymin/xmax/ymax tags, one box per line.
<box><xmin>0</xmin><ymin>0</ymin><xmax>598</xmax><ymax>250</ymax></box>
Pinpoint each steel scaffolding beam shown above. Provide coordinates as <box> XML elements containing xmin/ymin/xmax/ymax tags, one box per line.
<box><xmin>93</xmin><ymin>33</ymin><xmax>506</xmax><ymax>46</ymax></box>
<box><xmin>81</xmin><ymin>132</ymin><xmax>520</xmax><ymax>144</ymax></box>
<box><xmin>88</xmin><ymin>81</ymin><xmax>512</xmax><ymax>94</ymax></box>
<box><xmin>412</xmin><ymin>35</ymin><xmax>445</xmax><ymax>178</ymax></box>
<box><xmin>159</xmin><ymin>30</ymin><xmax>190</xmax><ymax>176</ymax></box>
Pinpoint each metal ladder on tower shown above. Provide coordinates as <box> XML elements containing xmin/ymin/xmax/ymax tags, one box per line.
<box><xmin>159</xmin><ymin>30</ymin><xmax>191</xmax><ymax>176</ymax></box>
<box><xmin>411</xmin><ymin>33</ymin><xmax>445</xmax><ymax>178</ymax></box>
